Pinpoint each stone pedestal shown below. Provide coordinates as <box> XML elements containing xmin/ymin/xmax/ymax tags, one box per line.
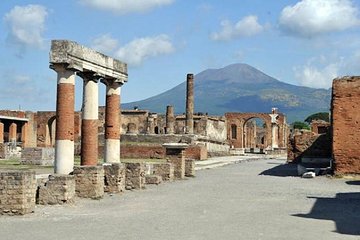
<box><xmin>38</xmin><ymin>174</ymin><xmax>75</xmax><ymax>205</ymax></box>
<box><xmin>73</xmin><ymin>166</ymin><xmax>104</xmax><ymax>199</ymax></box>
<box><xmin>185</xmin><ymin>159</ymin><xmax>196</xmax><ymax>177</ymax></box>
<box><xmin>103</xmin><ymin>163</ymin><xmax>126</xmax><ymax>193</ymax></box>
<box><xmin>125</xmin><ymin>163</ymin><xmax>146</xmax><ymax>190</ymax></box>
<box><xmin>163</xmin><ymin>143</ymin><xmax>188</xmax><ymax>180</ymax></box>
<box><xmin>0</xmin><ymin>170</ymin><xmax>36</xmax><ymax>215</ymax></box>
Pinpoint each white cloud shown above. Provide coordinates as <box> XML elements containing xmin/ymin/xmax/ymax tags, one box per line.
<box><xmin>91</xmin><ymin>34</ymin><xmax>119</xmax><ymax>54</ymax></box>
<box><xmin>4</xmin><ymin>4</ymin><xmax>48</xmax><ymax>51</ymax></box>
<box><xmin>211</xmin><ymin>15</ymin><xmax>265</xmax><ymax>41</ymax></box>
<box><xmin>115</xmin><ymin>34</ymin><xmax>175</xmax><ymax>66</ymax></box>
<box><xmin>279</xmin><ymin>0</ymin><xmax>360</xmax><ymax>38</ymax></box>
<box><xmin>79</xmin><ymin>0</ymin><xmax>174</xmax><ymax>14</ymax></box>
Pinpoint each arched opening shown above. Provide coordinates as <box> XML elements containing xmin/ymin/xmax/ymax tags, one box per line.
<box><xmin>47</xmin><ymin>116</ymin><xmax>56</xmax><ymax>147</ymax></box>
<box><xmin>154</xmin><ymin>126</ymin><xmax>159</xmax><ymax>134</ymax></box>
<box><xmin>231</xmin><ymin>124</ymin><xmax>237</xmax><ymax>139</ymax></box>
<box><xmin>243</xmin><ymin>118</ymin><xmax>267</xmax><ymax>153</ymax></box>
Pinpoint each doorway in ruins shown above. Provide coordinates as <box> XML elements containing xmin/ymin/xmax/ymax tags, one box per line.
<box><xmin>47</xmin><ymin>116</ymin><xmax>56</xmax><ymax>147</ymax></box>
<box><xmin>243</xmin><ymin>118</ymin><xmax>267</xmax><ymax>153</ymax></box>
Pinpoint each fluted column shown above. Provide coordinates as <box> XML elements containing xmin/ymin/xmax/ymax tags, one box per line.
<box><xmin>80</xmin><ymin>73</ymin><xmax>99</xmax><ymax>166</ymax></box>
<box><xmin>53</xmin><ymin>64</ymin><xmax>75</xmax><ymax>174</ymax></box>
<box><xmin>185</xmin><ymin>73</ymin><xmax>194</xmax><ymax>134</ymax></box>
<box><xmin>166</xmin><ymin>105</ymin><xmax>175</xmax><ymax>134</ymax></box>
<box><xmin>104</xmin><ymin>80</ymin><xmax>122</xmax><ymax>163</ymax></box>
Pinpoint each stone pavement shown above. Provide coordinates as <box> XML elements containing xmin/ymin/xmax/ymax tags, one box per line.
<box><xmin>1</xmin><ymin>156</ymin><xmax>359</xmax><ymax>240</ymax></box>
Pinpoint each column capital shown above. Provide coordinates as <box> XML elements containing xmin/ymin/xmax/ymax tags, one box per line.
<box><xmin>101</xmin><ymin>78</ymin><xmax>124</xmax><ymax>88</ymax></box>
<box><xmin>77</xmin><ymin>71</ymin><xmax>102</xmax><ymax>83</ymax></box>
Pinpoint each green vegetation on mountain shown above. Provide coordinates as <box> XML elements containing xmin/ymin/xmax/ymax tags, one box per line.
<box><xmin>122</xmin><ymin>63</ymin><xmax>331</xmax><ymax>122</ymax></box>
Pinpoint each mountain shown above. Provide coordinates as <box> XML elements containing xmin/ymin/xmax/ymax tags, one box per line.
<box><xmin>122</xmin><ymin>63</ymin><xmax>331</xmax><ymax>123</ymax></box>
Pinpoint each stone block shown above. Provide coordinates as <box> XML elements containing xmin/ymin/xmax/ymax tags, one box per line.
<box><xmin>185</xmin><ymin>159</ymin><xmax>196</xmax><ymax>177</ymax></box>
<box><xmin>38</xmin><ymin>174</ymin><xmax>75</xmax><ymax>205</ymax></box>
<box><xmin>0</xmin><ymin>170</ymin><xmax>37</xmax><ymax>215</ymax></box>
<box><xmin>145</xmin><ymin>174</ymin><xmax>162</xmax><ymax>185</ymax></box>
<box><xmin>21</xmin><ymin>147</ymin><xmax>54</xmax><ymax>166</ymax></box>
<box><xmin>125</xmin><ymin>163</ymin><xmax>145</xmax><ymax>190</ymax></box>
<box><xmin>0</xmin><ymin>143</ymin><xmax>5</xmax><ymax>159</ymax></box>
<box><xmin>151</xmin><ymin>163</ymin><xmax>174</xmax><ymax>182</ymax></box>
<box><xmin>103</xmin><ymin>163</ymin><xmax>126</xmax><ymax>193</ymax></box>
<box><xmin>73</xmin><ymin>166</ymin><xmax>104</xmax><ymax>199</ymax></box>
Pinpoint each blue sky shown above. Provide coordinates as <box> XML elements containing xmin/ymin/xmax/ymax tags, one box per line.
<box><xmin>1</xmin><ymin>0</ymin><xmax>360</xmax><ymax>111</ymax></box>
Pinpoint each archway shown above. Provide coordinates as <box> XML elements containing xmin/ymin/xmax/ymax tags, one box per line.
<box><xmin>47</xmin><ymin>116</ymin><xmax>56</xmax><ymax>147</ymax></box>
<box><xmin>243</xmin><ymin>117</ymin><xmax>267</xmax><ymax>153</ymax></box>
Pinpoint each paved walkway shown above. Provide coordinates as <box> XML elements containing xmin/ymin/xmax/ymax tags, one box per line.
<box><xmin>1</xmin><ymin>156</ymin><xmax>359</xmax><ymax>240</ymax></box>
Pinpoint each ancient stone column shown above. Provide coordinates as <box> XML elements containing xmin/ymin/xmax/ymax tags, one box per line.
<box><xmin>104</xmin><ymin>80</ymin><xmax>121</xmax><ymax>163</ymax></box>
<box><xmin>21</xmin><ymin>122</ymin><xmax>28</xmax><ymax>148</ymax></box>
<box><xmin>9</xmin><ymin>123</ymin><xmax>17</xmax><ymax>143</ymax></box>
<box><xmin>271</xmin><ymin>124</ymin><xmax>279</xmax><ymax>149</ymax></box>
<box><xmin>0</xmin><ymin>122</ymin><xmax>4</xmax><ymax>144</ymax></box>
<box><xmin>80</xmin><ymin>74</ymin><xmax>99</xmax><ymax>166</ymax></box>
<box><xmin>185</xmin><ymin>73</ymin><xmax>194</xmax><ymax>134</ymax></box>
<box><xmin>166</xmin><ymin>105</ymin><xmax>175</xmax><ymax>134</ymax></box>
<box><xmin>53</xmin><ymin>64</ymin><xmax>75</xmax><ymax>174</ymax></box>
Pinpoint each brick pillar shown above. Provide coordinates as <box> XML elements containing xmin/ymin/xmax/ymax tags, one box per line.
<box><xmin>0</xmin><ymin>122</ymin><xmax>4</xmax><ymax>143</ymax></box>
<box><xmin>80</xmin><ymin>74</ymin><xmax>99</xmax><ymax>166</ymax></box>
<box><xmin>332</xmin><ymin>76</ymin><xmax>360</xmax><ymax>174</ymax></box>
<box><xmin>52</xmin><ymin>64</ymin><xmax>75</xmax><ymax>174</ymax></box>
<box><xmin>103</xmin><ymin>80</ymin><xmax>122</xmax><ymax>163</ymax></box>
<box><xmin>21</xmin><ymin>122</ymin><xmax>28</xmax><ymax>148</ymax></box>
<box><xmin>166</xmin><ymin>105</ymin><xmax>175</xmax><ymax>134</ymax></box>
<box><xmin>9</xmin><ymin>123</ymin><xmax>17</xmax><ymax>143</ymax></box>
<box><xmin>185</xmin><ymin>73</ymin><xmax>194</xmax><ymax>134</ymax></box>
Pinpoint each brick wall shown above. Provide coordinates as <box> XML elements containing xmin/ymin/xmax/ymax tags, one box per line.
<box><xmin>73</xmin><ymin>166</ymin><xmax>104</xmax><ymax>199</ymax></box>
<box><xmin>332</xmin><ymin>77</ymin><xmax>360</xmax><ymax>174</ymax></box>
<box><xmin>287</xmin><ymin>130</ymin><xmax>331</xmax><ymax>163</ymax></box>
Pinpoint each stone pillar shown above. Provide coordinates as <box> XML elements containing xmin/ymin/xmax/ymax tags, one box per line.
<box><xmin>21</xmin><ymin>122</ymin><xmax>28</xmax><ymax>148</ymax></box>
<box><xmin>163</xmin><ymin>143</ymin><xmax>188</xmax><ymax>179</ymax></box>
<box><xmin>0</xmin><ymin>122</ymin><xmax>4</xmax><ymax>144</ymax></box>
<box><xmin>53</xmin><ymin>64</ymin><xmax>75</xmax><ymax>174</ymax></box>
<box><xmin>185</xmin><ymin>73</ymin><xmax>194</xmax><ymax>134</ymax></box>
<box><xmin>166</xmin><ymin>105</ymin><xmax>175</xmax><ymax>134</ymax></box>
<box><xmin>80</xmin><ymin>74</ymin><xmax>99</xmax><ymax>166</ymax></box>
<box><xmin>104</xmin><ymin>80</ymin><xmax>121</xmax><ymax>163</ymax></box>
<box><xmin>271</xmin><ymin>124</ymin><xmax>279</xmax><ymax>149</ymax></box>
<box><xmin>9</xmin><ymin>122</ymin><xmax>17</xmax><ymax>143</ymax></box>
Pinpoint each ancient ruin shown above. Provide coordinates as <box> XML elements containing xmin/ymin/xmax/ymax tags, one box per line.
<box><xmin>50</xmin><ymin>40</ymin><xmax>127</xmax><ymax>174</ymax></box>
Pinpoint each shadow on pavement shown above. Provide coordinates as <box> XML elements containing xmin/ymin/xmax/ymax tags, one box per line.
<box><xmin>293</xmin><ymin>193</ymin><xmax>360</xmax><ymax>236</ymax></box>
<box><xmin>346</xmin><ymin>180</ymin><xmax>360</xmax><ymax>186</ymax></box>
<box><xmin>259</xmin><ymin>163</ymin><xmax>298</xmax><ymax>177</ymax></box>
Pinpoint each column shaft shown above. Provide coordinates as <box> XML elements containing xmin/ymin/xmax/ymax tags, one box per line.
<box><xmin>0</xmin><ymin>122</ymin><xmax>3</xmax><ymax>143</ymax></box>
<box><xmin>81</xmin><ymin>77</ymin><xmax>99</xmax><ymax>166</ymax></box>
<box><xmin>185</xmin><ymin>74</ymin><xmax>194</xmax><ymax>134</ymax></box>
<box><xmin>166</xmin><ymin>105</ymin><xmax>175</xmax><ymax>134</ymax></box>
<box><xmin>21</xmin><ymin>122</ymin><xmax>28</xmax><ymax>148</ymax></box>
<box><xmin>54</xmin><ymin>65</ymin><xmax>75</xmax><ymax>174</ymax></box>
<box><xmin>9</xmin><ymin>123</ymin><xmax>17</xmax><ymax>143</ymax></box>
<box><xmin>104</xmin><ymin>81</ymin><xmax>121</xmax><ymax>163</ymax></box>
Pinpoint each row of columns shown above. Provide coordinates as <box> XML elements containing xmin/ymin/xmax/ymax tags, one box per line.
<box><xmin>0</xmin><ymin>121</ymin><xmax>28</xmax><ymax>145</ymax></box>
<box><xmin>53</xmin><ymin>64</ymin><xmax>122</xmax><ymax>174</ymax></box>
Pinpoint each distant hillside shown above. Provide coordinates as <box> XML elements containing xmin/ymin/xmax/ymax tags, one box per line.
<box><xmin>122</xmin><ymin>63</ymin><xmax>331</xmax><ymax>123</ymax></box>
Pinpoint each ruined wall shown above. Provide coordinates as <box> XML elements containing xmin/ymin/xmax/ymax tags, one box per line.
<box><xmin>332</xmin><ymin>76</ymin><xmax>360</xmax><ymax>174</ymax></box>
<box><xmin>120</xmin><ymin>110</ymin><xmax>149</xmax><ymax>134</ymax></box>
<box><xmin>287</xmin><ymin>130</ymin><xmax>331</xmax><ymax>163</ymax></box>
<box><xmin>206</xmin><ymin>117</ymin><xmax>227</xmax><ymax>142</ymax></box>
<box><xmin>311</xmin><ymin>120</ymin><xmax>330</xmax><ymax>135</ymax></box>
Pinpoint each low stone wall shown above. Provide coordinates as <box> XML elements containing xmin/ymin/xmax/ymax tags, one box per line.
<box><xmin>185</xmin><ymin>159</ymin><xmax>195</xmax><ymax>177</ymax></box>
<box><xmin>0</xmin><ymin>170</ymin><xmax>37</xmax><ymax>215</ymax></box>
<box><xmin>119</xmin><ymin>144</ymin><xmax>207</xmax><ymax>160</ymax></box>
<box><xmin>73</xmin><ymin>166</ymin><xmax>104</xmax><ymax>199</ymax></box>
<box><xmin>287</xmin><ymin>130</ymin><xmax>331</xmax><ymax>163</ymax></box>
<box><xmin>125</xmin><ymin>163</ymin><xmax>146</xmax><ymax>190</ymax></box>
<box><xmin>103</xmin><ymin>163</ymin><xmax>125</xmax><ymax>193</ymax></box>
<box><xmin>21</xmin><ymin>147</ymin><xmax>54</xmax><ymax>166</ymax></box>
<box><xmin>145</xmin><ymin>174</ymin><xmax>162</xmax><ymax>185</ymax></box>
<box><xmin>148</xmin><ymin>163</ymin><xmax>174</xmax><ymax>182</ymax></box>
<box><xmin>38</xmin><ymin>174</ymin><xmax>75</xmax><ymax>205</ymax></box>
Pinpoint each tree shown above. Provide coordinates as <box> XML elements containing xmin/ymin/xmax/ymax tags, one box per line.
<box><xmin>304</xmin><ymin>112</ymin><xmax>329</xmax><ymax>124</ymax></box>
<box><xmin>292</xmin><ymin>121</ymin><xmax>310</xmax><ymax>130</ymax></box>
